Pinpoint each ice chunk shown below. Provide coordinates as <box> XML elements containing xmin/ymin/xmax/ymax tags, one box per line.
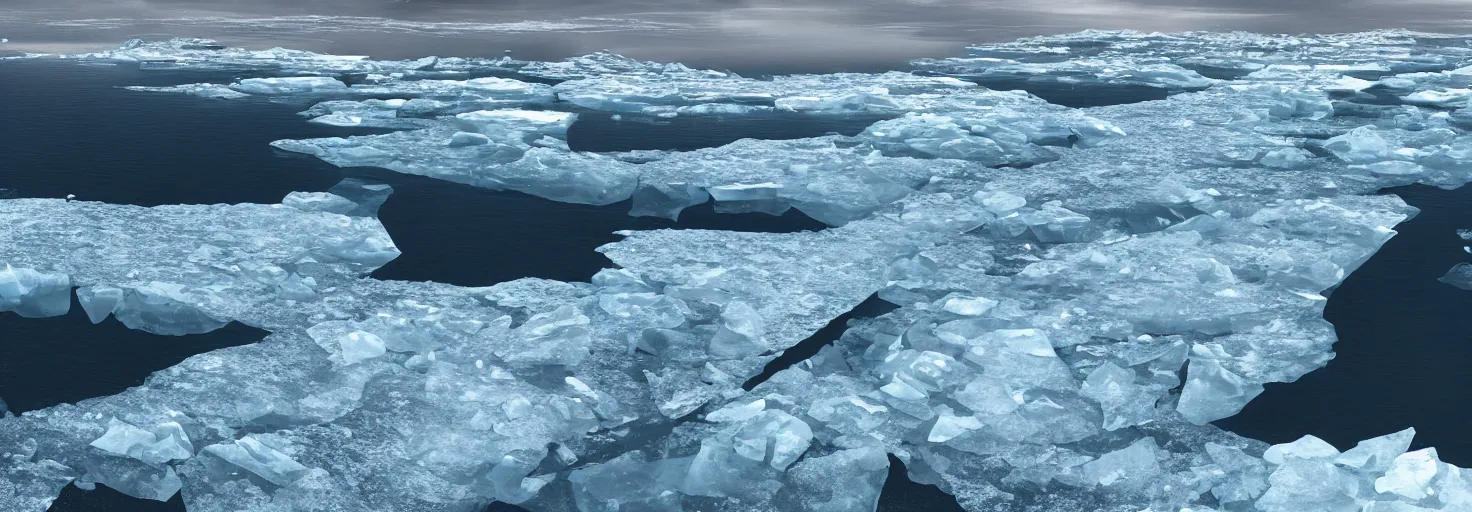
<box><xmin>961</xmin><ymin>328</ymin><xmax>1074</xmax><ymax>391</ymax></box>
<box><xmin>706</xmin><ymin>399</ymin><xmax>767</xmax><ymax>423</ymax></box>
<box><xmin>76</xmin><ymin>460</ymin><xmax>182</xmax><ymax>502</ymax></box>
<box><xmin>276</xmin><ymin>273</ymin><xmax>318</xmax><ymax>302</ymax></box>
<box><xmin>1260</xmin><ymin>147</ymin><xmax>1315</xmax><ymax>169</ymax></box>
<box><xmin>807</xmin><ymin>395</ymin><xmax>889</xmax><ymax>434</ymax></box>
<box><xmin>1077</xmin><ymin>437</ymin><xmax>1161</xmax><ymax>490</ymax></box>
<box><xmin>1204</xmin><ymin>443</ymin><xmax>1269</xmax><ymax>504</ymax></box>
<box><xmin>230</xmin><ymin>76</ymin><xmax>347</xmax><ymax>96</ymax></box>
<box><xmin>455</xmin><ymin>109</ymin><xmax>575</xmax><ymax>134</ymax></box>
<box><xmin>76</xmin><ymin>285</ymin><xmax>124</xmax><ymax>323</ymax></box>
<box><xmin>1335</xmin><ymin>427</ymin><xmax>1415</xmax><ymax>472</ymax></box>
<box><xmin>112</xmin><ymin>282</ymin><xmax>231</xmax><ymax>336</ymax></box>
<box><xmin>859</xmin><ymin>111</ymin><xmax>1115</xmax><ymax>167</ymax></box>
<box><xmin>707</xmin><ymin>183</ymin><xmax>789</xmax><ymax>216</ymax></box>
<box><xmin>1323</xmin><ymin>126</ymin><xmax>1398</xmax><ymax>164</ymax></box>
<box><xmin>1402</xmin><ymin>89</ymin><xmax>1472</xmax><ymax>108</ymax></box>
<box><xmin>1358</xmin><ymin>161</ymin><xmax>1426</xmax><ymax>177</ymax></box>
<box><xmin>569</xmin><ymin>452</ymin><xmax>685</xmax><ymax>512</ymax></box>
<box><xmin>0</xmin><ymin>264</ymin><xmax>71</xmax><ymax>318</ymax></box>
<box><xmin>630</xmin><ymin>182</ymin><xmax>711</xmax><ymax>221</ymax></box>
<box><xmin>272</xmin><ymin>127</ymin><xmax>639</xmax><ymax>206</ymax></box>
<box><xmin>281</xmin><ymin>191</ymin><xmax>357</xmax><ymax>215</ymax></box>
<box><xmin>1255</xmin><ymin>456</ymin><xmax>1357</xmax><ymax>512</ymax></box>
<box><xmin>708</xmin><ymin>301</ymin><xmax>767</xmax><ymax>359</ymax></box>
<box><xmin>489</xmin><ymin>451</ymin><xmax>553</xmax><ymax>504</ymax></box>
<box><xmin>1440</xmin><ymin>262</ymin><xmax>1472</xmax><ymax>290</ymax></box>
<box><xmin>324</xmin><ymin>178</ymin><xmax>394</xmax><ymax>217</ymax></box>
<box><xmin>1263</xmin><ymin>435</ymin><xmax>1341</xmax><ymax>464</ymax></box>
<box><xmin>338</xmin><ymin>330</ymin><xmax>387</xmax><ymax>364</ymax></box>
<box><xmin>89</xmin><ymin>420</ymin><xmax>156</xmax><ymax>457</ymax></box>
<box><xmin>941</xmin><ymin>295</ymin><xmax>998</xmax><ymax>316</ymax></box>
<box><xmin>447</xmin><ymin>131</ymin><xmax>490</xmax><ymax>147</ymax></box>
<box><xmin>1177</xmin><ymin>357</ymin><xmax>1264</xmax><ymax>424</ymax></box>
<box><xmin>1375</xmin><ymin>448</ymin><xmax>1442</xmax><ymax>500</ymax></box>
<box><xmin>1024</xmin><ymin>202</ymin><xmax>1095</xmax><ymax>243</ymax></box>
<box><xmin>498</xmin><ymin>305</ymin><xmax>592</xmax><ymax>366</ymax></box>
<box><xmin>598</xmin><ymin>292</ymin><xmax>687</xmax><ymax>328</ymax></box>
<box><xmin>0</xmin><ymin>188</ymin><xmax>399</xmax><ymax>333</ymax></box>
<box><xmin>199</xmin><ymin>436</ymin><xmax>310</xmax><ymax>486</ymax></box>
<box><xmin>90</xmin><ymin>418</ymin><xmax>194</xmax><ymax>464</ymax></box>
<box><xmin>1079</xmin><ymin>362</ymin><xmax>1155</xmax><ymax>430</ymax></box>
<box><xmin>913</xmin><ymin>55</ymin><xmax>1216</xmax><ymax>91</ymax></box>
<box><xmin>783</xmin><ymin>447</ymin><xmax>888</xmax><ymax>512</ymax></box>
<box><xmin>928</xmin><ymin>411</ymin><xmax>984</xmax><ymax>443</ymax></box>
<box><xmin>973</xmin><ymin>190</ymin><xmax>1027</xmax><ymax>213</ymax></box>
<box><xmin>125</xmin><ymin>83</ymin><xmax>251</xmax><ymax>100</ymax></box>
<box><xmin>684</xmin><ymin>409</ymin><xmax>813</xmax><ymax>499</ymax></box>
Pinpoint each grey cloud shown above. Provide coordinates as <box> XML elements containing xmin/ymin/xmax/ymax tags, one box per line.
<box><xmin>2</xmin><ymin>0</ymin><xmax>1469</xmax><ymax>72</ymax></box>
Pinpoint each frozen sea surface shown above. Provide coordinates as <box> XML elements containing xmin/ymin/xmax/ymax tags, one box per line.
<box><xmin>7</xmin><ymin>30</ymin><xmax>1472</xmax><ymax>512</ymax></box>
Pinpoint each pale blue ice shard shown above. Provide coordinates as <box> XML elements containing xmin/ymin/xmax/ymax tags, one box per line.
<box><xmin>199</xmin><ymin>436</ymin><xmax>310</xmax><ymax>487</ymax></box>
<box><xmin>76</xmin><ymin>285</ymin><xmax>124</xmax><ymax>323</ymax></box>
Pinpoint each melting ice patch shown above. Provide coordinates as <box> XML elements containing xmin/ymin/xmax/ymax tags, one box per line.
<box><xmin>6</xmin><ymin>29</ymin><xmax>1472</xmax><ymax>512</ymax></box>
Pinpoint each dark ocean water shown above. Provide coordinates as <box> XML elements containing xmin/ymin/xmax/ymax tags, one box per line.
<box><xmin>1217</xmin><ymin>184</ymin><xmax>1472</xmax><ymax>461</ymax></box>
<box><xmin>3</xmin><ymin>58</ymin><xmax>1471</xmax><ymax>511</ymax></box>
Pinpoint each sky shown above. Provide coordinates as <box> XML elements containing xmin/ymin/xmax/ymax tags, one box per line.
<box><xmin>3</xmin><ymin>0</ymin><xmax>1472</xmax><ymax>73</ymax></box>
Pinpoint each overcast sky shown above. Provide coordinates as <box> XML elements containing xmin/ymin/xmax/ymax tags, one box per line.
<box><xmin>3</xmin><ymin>0</ymin><xmax>1471</xmax><ymax>73</ymax></box>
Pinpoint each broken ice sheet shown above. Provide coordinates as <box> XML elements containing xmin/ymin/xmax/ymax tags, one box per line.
<box><xmin>0</xmin><ymin>185</ymin><xmax>928</xmax><ymax>510</ymax></box>
<box><xmin>8</xmin><ymin>28</ymin><xmax>1472</xmax><ymax>512</ymax></box>
<box><xmin>0</xmin><ymin>185</ymin><xmax>400</xmax><ymax>333</ymax></box>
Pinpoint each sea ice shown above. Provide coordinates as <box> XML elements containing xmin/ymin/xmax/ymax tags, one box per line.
<box><xmin>0</xmin><ymin>181</ymin><xmax>400</xmax><ymax>333</ymax></box>
<box><xmin>7</xmin><ymin>28</ymin><xmax>1472</xmax><ymax>512</ymax></box>
<box><xmin>911</xmin><ymin>57</ymin><xmax>1216</xmax><ymax>92</ymax></box>
<box><xmin>231</xmin><ymin>76</ymin><xmax>348</xmax><ymax>96</ymax></box>
<box><xmin>124</xmin><ymin>84</ymin><xmax>251</xmax><ymax>100</ymax></box>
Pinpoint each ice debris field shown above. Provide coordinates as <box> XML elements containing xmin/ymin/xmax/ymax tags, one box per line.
<box><xmin>6</xmin><ymin>30</ymin><xmax>1472</xmax><ymax>511</ymax></box>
